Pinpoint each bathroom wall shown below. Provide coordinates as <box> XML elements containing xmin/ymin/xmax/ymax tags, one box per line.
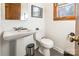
<box><xmin>44</xmin><ymin>3</ymin><xmax>75</xmax><ymax>55</ymax></box>
<box><xmin>1</xmin><ymin>3</ymin><xmax>45</xmax><ymax>56</ymax></box>
<box><xmin>0</xmin><ymin>3</ymin><xmax>2</xmax><ymax>56</ymax></box>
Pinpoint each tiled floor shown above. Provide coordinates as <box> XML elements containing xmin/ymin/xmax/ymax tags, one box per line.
<box><xmin>35</xmin><ymin>48</ymin><xmax>63</xmax><ymax>56</ymax></box>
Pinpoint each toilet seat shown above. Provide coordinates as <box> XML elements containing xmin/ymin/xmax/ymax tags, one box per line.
<box><xmin>40</xmin><ymin>38</ymin><xmax>54</xmax><ymax>48</ymax></box>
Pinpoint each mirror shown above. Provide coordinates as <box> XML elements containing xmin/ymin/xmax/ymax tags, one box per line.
<box><xmin>31</xmin><ymin>5</ymin><xmax>43</xmax><ymax>18</ymax></box>
<box><xmin>1</xmin><ymin>3</ymin><xmax>28</xmax><ymax>20</ymax></box>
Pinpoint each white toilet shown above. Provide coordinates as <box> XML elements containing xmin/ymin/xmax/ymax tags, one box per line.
<box><xmin>35</xmin><ymin>29</ymin><xmax>54</xmax><ymax>56</ymax></box>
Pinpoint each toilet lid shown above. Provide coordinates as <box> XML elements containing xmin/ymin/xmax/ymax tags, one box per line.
<box><xmin>41</xmin><ymin>38</ymin><xmax>53</xmax><ymax>45</ymax></box>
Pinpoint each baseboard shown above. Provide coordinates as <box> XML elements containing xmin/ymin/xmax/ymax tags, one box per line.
<box><xmin>53</xmin><ymin>46</ymin><xmax>64</xmax><ymax>54</ymax></box>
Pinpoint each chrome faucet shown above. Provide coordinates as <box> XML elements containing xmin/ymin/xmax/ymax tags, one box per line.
<box><xmin>13</xmin><ymin>27</ymin><xmax>28</xmax><ymax>31</ymax></box>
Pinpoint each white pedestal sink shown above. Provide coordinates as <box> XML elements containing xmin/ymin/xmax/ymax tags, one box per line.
<box><xmin>3</xmin><ymin>30</ymin><xmax>36</xmax><ymax>56</ymax></box>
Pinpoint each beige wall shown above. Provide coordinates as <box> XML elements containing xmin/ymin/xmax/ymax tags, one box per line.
<box><xmin>44</xmin><ymin>3</ymin><xmax>75</xmax><ymax>55</ymax></box>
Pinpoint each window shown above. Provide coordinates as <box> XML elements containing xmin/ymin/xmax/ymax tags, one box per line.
<box><xmin>53</xmin><ymin>3</ymin><xmax>76</xmax><ymax>20</ymax></box>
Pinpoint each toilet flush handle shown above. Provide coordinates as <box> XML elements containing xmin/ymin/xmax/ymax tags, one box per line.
<box><xmin>35</xmin><ymin>28</ymin><xmax>39</xmax><ymax>30</ymax></box>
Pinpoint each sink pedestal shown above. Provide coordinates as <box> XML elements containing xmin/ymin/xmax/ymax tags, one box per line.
<box><xmin>9</xmin><ymin>40</ymin><xmax>16</xmax><ymax>56</ymax></box>
<box><xmin>3</xmin><ymin>30</ymin><xmax>36</xmax><ymax>56</ymax></box>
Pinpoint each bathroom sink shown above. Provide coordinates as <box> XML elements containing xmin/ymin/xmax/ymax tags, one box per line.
<box><xmin>3</xmin><ymin>30</ymin><xmax>35</xmax><ymax>41</ymax></box>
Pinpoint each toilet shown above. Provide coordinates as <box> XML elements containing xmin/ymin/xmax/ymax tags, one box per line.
<box><xmin>35</xmin><ymin>29</ymin><xmax>54</xmax><ymax>56</ymax></box>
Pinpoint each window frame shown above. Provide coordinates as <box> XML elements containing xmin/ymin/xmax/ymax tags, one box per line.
<box><xmin>53</xmin><ymin>3</ymin><xmax>76</xmax><ymax>20</ymax></box>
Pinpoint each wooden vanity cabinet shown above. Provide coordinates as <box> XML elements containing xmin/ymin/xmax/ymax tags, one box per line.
<box><xmin>5</xmin><ymin>3</ymin><xmax>21</xmax><ymax>20</ymax></box>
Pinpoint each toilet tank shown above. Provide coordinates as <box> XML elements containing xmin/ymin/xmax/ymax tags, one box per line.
<box><xmin>35</xmin><ymin>28</ymin><xmax>45</xmax><ymax>41</ymax></box>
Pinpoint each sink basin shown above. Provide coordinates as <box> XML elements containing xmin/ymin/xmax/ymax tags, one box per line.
<box><xmin>3</xmin><ymin>30</ymin><xmax>35</xmax><ymax>41</ymax></box>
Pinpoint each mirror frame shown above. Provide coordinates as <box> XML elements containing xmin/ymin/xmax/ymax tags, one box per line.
<box><xmin>31</xmin><ymin>5</ymin><xmax>43</xmax><ymax>18</ymax></box>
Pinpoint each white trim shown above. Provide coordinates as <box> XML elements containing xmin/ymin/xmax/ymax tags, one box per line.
<box><xmin>53</xmin><ymin>46</ymin><xmax>64</xmax><ymax>54</ymax></box>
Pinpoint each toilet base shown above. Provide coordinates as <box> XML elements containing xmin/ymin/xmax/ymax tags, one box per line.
<box><xmin>38</xmin><ymin>46</ymin><xmax>50</xmax><ymax>56</ymax></box>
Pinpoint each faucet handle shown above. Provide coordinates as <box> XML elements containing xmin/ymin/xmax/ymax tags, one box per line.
<box><xmin>13</xmin><ymin>27</ymin><xmax>17</xmax><ymax>30</ymax></box>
